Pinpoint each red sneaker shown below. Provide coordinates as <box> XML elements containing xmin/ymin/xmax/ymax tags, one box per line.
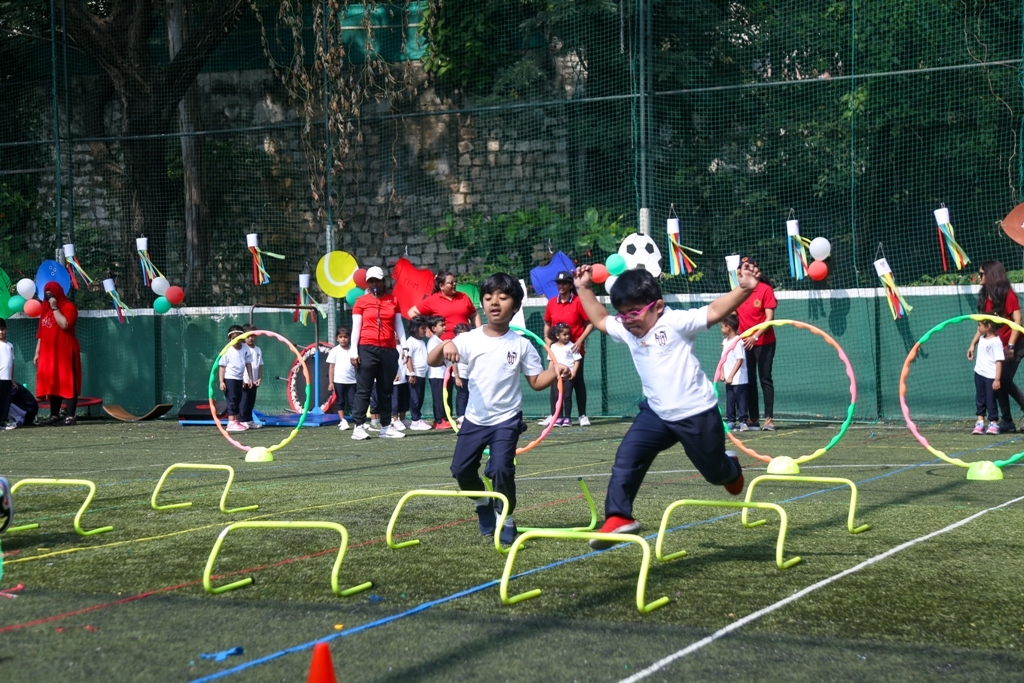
<box><xmin>724</xmin><ymin>474</ymin><xmax>745</xmax><ymax>496</ymax></box>
<box><xmin>589</xmin><ymin>515</ymin><xmax>641</xmax><ymax>549</ymax></box>
<box><xmin>434</xmin><ymin>420</ymin><xmax>451</xmax><ymax>430</ymax></box>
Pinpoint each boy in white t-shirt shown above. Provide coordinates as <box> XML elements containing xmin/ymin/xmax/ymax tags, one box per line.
<box><xmin>574</xmin><ymin>264</ymin><xmax>760</xmax><ymax>548</ymax></box>
<box><xmin>0</xmin><ymin>319</ymin><xmax>15</xmax><ymax>430</ymax></box>
<box><xmin>218</xmin><ymin>325</ymin><xmax>254</xmax><ymax>432</ymax></box>
<box><xmin>720</xmin><ymin>313</ymin><xmax>749</xmax><ymax>431</ymax></box>
<box><xmin>406</xmin><ymin>318</ymin><xmax>431</xmax><ymax>430</ymax></box>
<box><xmin>327</xmin><ymin>327</ymin><xmax>357</xmax><ymax>430</ymax></box>
<box><xmin>239</xmin><ymin>323</ymin><xmax>264</xmax><ymax>428</ymax></box>
<box><xmin>973</xmin><ymin>319</ymin><xmax>1004</xmax><ymax>435</ymax></box>
<box><xmin>391</xmin><ymin>342</ymin><xmax>413</xmax><ymax>430</ymax></box>
<box><xmin>429</xmin><ymin>273</ymin><xmax>568</xmax><ymax>546</ymax></box>
<box><xmin>545</xmin><ymin>322</ymin><xmax>582</xmax><ymax>427</ymax></box>
<box><xmin>425</xmin><ymin>317</ymin><xmax>450</xmax><ymax>429</ymax></box>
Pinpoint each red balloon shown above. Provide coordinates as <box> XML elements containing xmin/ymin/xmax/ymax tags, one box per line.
<box><xmin>353</xmin><ymin>268</ymin><xmax>368</xmax><ymax>290</ymax></box>
<box><xmin>165</xmin><ymin>285</ymin><xmax>186</xmax><ymax>305</ymax></box>
<box><xmin>23</xmin><ymin>299</ymin><xmax>43</xmax><ymax>317</ymax></box>
<box><xmin>808</xmin><ymin>260</ymin><xmax>828</xmax><ymax>281</ymax></box>
<box><xmin>590</xmin><ymin>264</ymin><xmax>609</xmax><ymax>285</ymax></box>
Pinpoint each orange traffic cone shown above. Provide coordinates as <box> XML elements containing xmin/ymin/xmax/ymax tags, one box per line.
<box><xmin>307</xmin><ymin>642</ymin><xmax>337</xmax><ymax>683</ymax></box>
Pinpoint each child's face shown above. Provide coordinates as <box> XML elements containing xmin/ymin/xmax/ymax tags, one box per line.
<box><xmin>720</xmin><ymin>323</ymin><xmax>734</xmax><ymax>337</ymax></box>
<box><xmin>337</xmin><ymin>332</ymin><xmax>350</xmax><ymax>348</ymax></box>
<box><xmin>557</xmin><ymin>329</ymin><xmax>571</xmax><ymax>344</ymax></box>
<box><xmin>432</xmin><ymin>321</ymin><xmax>447</xmax><ymax>336</ymax></box>
<box><xmin>979</xmin><ymin>322</ymin><xmax>994</xmax><ymax>336</ymax></box>
<box><xmin>244</xmin><ymin>334</ymin><xmax>256</xmax><ymax>347</ymax></box>
<box><xmin>229</xmin><ymin>333</ymin><xmax>242</xmax><ymax>348</ymax></box>
<box><xmin>614</xmin><ymin>300</ymin><xmax>663</xmax><ymax>338</ymax></box>
<box><xmin>481</xmin><ymin>291</ymin><xmax>518</xmax><ymax>326</ymax></box>
<box><xmin>0</xmin><ymin>327</ymin><xmax>7</xmax><ymax>341</ymax></box>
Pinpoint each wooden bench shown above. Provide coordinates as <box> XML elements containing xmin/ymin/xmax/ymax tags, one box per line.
<box><xmin>36</xmin><ymin>396</ymin><xmax>103</xmax><ymax>417</ymax></box>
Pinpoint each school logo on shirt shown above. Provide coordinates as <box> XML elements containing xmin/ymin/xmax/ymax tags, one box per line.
<box><xmin>507</xmin><ymin>351</ymin><xmax>518</xmax><ymax>365</ymax></box>
<box><xmin>752</xmin><ymin>298</ymin><xmax>762</xmax><ymax>309</ymax></box>
<box><xmin>655</xmin><ymin>330</ymin><xmax>668</xmax><ymax>346</ymax></box>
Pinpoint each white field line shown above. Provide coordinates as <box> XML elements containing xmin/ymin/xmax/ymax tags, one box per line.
<box><xmin>618</xmin><ymin>492</ymin><xmax>1024</xmax><ymax>683</ymax></box>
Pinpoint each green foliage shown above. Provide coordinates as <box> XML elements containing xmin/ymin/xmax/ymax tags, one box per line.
<box><xmin>424</xmin><ymin>204</ymin><xmax>633</xmax><ymax>282</ymax></box>
<box><xmin>420</xmin><ymin>0</ymin><xmax>515</xmax><ymax>95</ymax></box>
<box><xmin>0</xmin><ymin>177</ymin><xmax>45</xmax><ymax>284</ymax></box>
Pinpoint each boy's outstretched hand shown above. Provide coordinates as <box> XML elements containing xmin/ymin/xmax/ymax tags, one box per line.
<box><xmin>737</xmin><ymin>261</ymin><xmax>761</xmax><ymax>291</ymax></box>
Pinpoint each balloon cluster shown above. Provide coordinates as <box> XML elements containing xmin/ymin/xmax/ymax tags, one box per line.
<box><xmin>585</xmin><ymin>253</ymin><xmax>628</xmax><ymax>292</ymax></box>
<box><xmin>7</xmin><ymin>279</ymin><xmax>41</xmax><ymax>316</ymax></box>
<box><xmin>807</xmin><ymin>237</ymin><xmax>831</xmax><ymax>281</ymax></box>
<box><xmin>150</xmin><ymin>276</ymin><xmax>186</xmax><ymax>314</ymax></box>
<box><xmin>345</xmin><ymin>268</ymin><xmax>369</xmax><ymax>306</ymax></box>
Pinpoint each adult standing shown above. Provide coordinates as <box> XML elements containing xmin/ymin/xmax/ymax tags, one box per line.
<box><xmin>967</xmin><ymin>260</ymin><xmax>1024</xmax><ymax>433</ymax></box>
<box><xmin>542</xmin><ymin>270</ymin><xmax>594</xmax><ymax>426</ymax></box>
<box><xmin>407</xmin><ymin>271</ymin><xmax>480</xmax><ymax>340</ymax></box>
<box><xmin>349</xmin><ymin>266</ymin><xmax>408</xmax><ymax>441</ymax></box>
<box><xmin>34</xmin><ymin>281</ymin><xmax>82</xmax><ymax>426</ymax></box>
<box><xmin>735</xmin><ymin>256</ymin><xmax>777</xmax><ymax>431</ymax></box>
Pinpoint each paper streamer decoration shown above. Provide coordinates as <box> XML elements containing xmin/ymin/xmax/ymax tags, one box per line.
<box><xmin>933</xmin><ymin>206</ymin><xmax>970</xmax><ymax>271</ymax></box>
<box><xmin>726</xmin><ymin>254</ymin><xmax>740</xmax><ymax>290</ymax></box>
<box><xmin>875</xmin><ymin>258</ymin><xmax>912</xmax><ymax>320</ymax></box>
<box><xmin>135</xmin><ymin>237</ymin><xmax>164</xmax><ymax>287</ymax></box>
<box><xmin>62</xmin><ymin>244</ymin><xmax>93</xmax><ymax>289</ymax></box>
<box><xmin>786</xmin><ymin>219</ymin><xmax>812</xmax><ymax>280</ymax></box>
<box><xmin>102</xmin><ymin>278</ymin><xmax>130</xmax><ymax>324</ymax></box>
<box><xmin>666</xmin><ymin>216</ymin><xmax>700</xmax><ymax>276</ymax></box>
<box><xmin>294</xmin><ymin>273</ymin><xmax>326</xmax><ymax>325</ymax></box>
<box><xmin>247</xmin><ymin>233</ymin><xmax>285</xmax><ymax>285</ymax></box>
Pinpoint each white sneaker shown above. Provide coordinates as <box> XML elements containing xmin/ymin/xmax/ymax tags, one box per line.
<box><xmin>246</xmin><ymin>421</ymin><xmax>263</xmax><ymax>429</ymax></box>
<box><xmin>538</xmin><ymin>416</ymin><xmax>553</xmax><ymax>427</ymax></box>
<box><xmin>578</xmin><ymin>415</ymin><xmax>590</xmax><ymax>427</ymax></box>
<box><xmin>392</xmin><ymin>420</ymin><xmax>407</xmax><ymax>431</ymax></box>
<box><xmin>379</xmin><ymin>425</ymin><xmax>406</xmax><ymax>438</ymax></box>
<box><xmin>4</xmin><ymin>420</ymin><xmax>17</xmax><ymax>431</ymax></box>
<box><xmin>351</xmin><ymin>425</ymin><xmax>370</xmax><ymax>440</ymax></box>
<box><xmin>337</xmin><ymin>420</ymin><xmax>350</xmax><ymax>431</ymax></box>
<box><xmin>367</xmin><ymin>420</ymin><xmax>382</xmax><ymax>431</ymax></box>
<box><xmin>409</xmin><ymin>420</ymin><xmax>432</xmax><ymax>431</ymax></box>
<box><xmin>226</xmin><ymin>421</ymin><xmax>248</xmax><ymax>432</ymax></box>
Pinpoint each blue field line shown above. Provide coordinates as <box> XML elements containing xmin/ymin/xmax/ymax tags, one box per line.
<box><xmin>187</xmin><ymin>442</ymin><xmax>1009</xmax><ymax>682</ymax></box>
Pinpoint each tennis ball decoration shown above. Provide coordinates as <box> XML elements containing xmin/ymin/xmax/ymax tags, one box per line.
<box><xmin>590</xmin><ymin>264</ymin><xmax>609</xmax><ymax>284</ymax></box>
<box><xmin>809</xmin><ymin>237</ymin><xmax>831</xmax><ymax>261</ymax></box>
<box><xmin>165</xmin><ymin>285</ymin><xmax>185</xmax><ymax>306</ymax></box>
<box><xmin>16</xmin><ymin>278</ymin><xmax>35</xmax><ymax>300</ymax></box>
<box><xmin>808</xmin><ymin>260</ymin><xmax>828</xmax><ymax>281</ymax></box>
<box><xmin>605</xmin><ymin>253</ymin><xmax>627</xmax><ymax>276</ymax></box>
<box><xmin>150</xmin><ymin>276</ymin><xmax>170</xmax><ymax>296</ymax></box>
<box><xmin>7</xmin><ymin>295</ymin><xmax>25</xmax><ymax>313</ymax></box>
<box><xmin>316</xmin><ymin>251</ymin><xmax>359</xmax><ymax>299</ymax></box>
<box><xmin>345</xmin><ymin>287</ymin><xmax>365</xmax><ymax>306</ymax></box>
<box><xmin>23</xmin><ymin>299</ymin><xmax>43</xmax><ymax>317</ymax></box>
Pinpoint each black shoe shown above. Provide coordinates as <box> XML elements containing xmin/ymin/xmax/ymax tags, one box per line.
<box><xmin>998</xmin><ymin>421</ymin><xmax>1017</xmax><ymax>434</ymax></box>
<box><xmin>37</xmin><ymin>415</ymin><xmax>59</xmax><ymax>426</ymax></box>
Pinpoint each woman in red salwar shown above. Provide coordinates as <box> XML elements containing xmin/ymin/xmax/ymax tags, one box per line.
<box><xmin>34</xmin><ymin>282</ymin><xmax>82</xmax><ymax>426</ymax></box>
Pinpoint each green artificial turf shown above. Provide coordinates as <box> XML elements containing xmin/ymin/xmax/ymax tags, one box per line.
<box><xmin>1</xmin><ymin>419</ymin><xmax>1024</xmax><ymax>682</ymax></box>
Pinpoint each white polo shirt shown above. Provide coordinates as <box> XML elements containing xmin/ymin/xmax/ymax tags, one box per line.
<box><xmin>721</xmin><ymin>337</ymin><xmax>748</xmax><ymax>386</ymax></box>
<box><xmin>0</xmin><ymin>340</ymin><xmax>13</xmax><ymax>381</ymax></box>
<box><xmin>244</xmin><ymin>344</ymin><xmax>263</xmax><ymax>384</ymax></box>
<box><xmin>975</xmin><ymin>335</ymin><xmax>1005</xmax><ymax>380</ymax></box>
<box><xmin>327</xmin><ymin>345</ymin><xmax>357</xmax><ymax>384</ymax></box>
<box><xmin>606</xmin><ymin>306</ymin><xmax>717</xmax><ymax>421</ymax></box>
<box><xmin>219</xmin><ymin>345</ymin><xmax>253</xmax><ymax>381</ymax></box>
<box><xmin>406</xmin><ymin>337</ymin><xmax>428</xmax><ymax>377</ymax></box>
<box><xmin>426</xmin><ymin>336</ymin><xmax>446</xmax><ymax>379</ymax></box>
<box><xmin>451</xmin><ymin>327</ymin><xmax>544</xmax><ymax>426</ymax></box>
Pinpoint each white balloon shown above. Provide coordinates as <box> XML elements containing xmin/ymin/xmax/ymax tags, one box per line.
<box><xmin>604</xmin><ymin>274</ymin><xmax>618</xmax><ymax>294</ymax></box>
<box><xmin>150</xmin><ymin>276</ymin><xmax>170</xmax><ymax>296</ymax></box>
<box><xmin>16</xmin><ymin>278</ymin><xmax>36</xmax><ymax>300</ymax></box>
<box><xmin>809</xmin><ymin>237</ymin><xmax>832</xmax><ymax>261</ymax></box>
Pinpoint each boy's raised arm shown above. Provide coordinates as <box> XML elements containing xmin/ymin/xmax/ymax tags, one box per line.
<box><xmin>707</xmin><ymin>262</ymin><xmax>760</xmax><ymax>327</ymax></box>
<box><xmin>572</xmin><ymin>266</ymin><xmax>609</xmax><ymax>334</ymax></box>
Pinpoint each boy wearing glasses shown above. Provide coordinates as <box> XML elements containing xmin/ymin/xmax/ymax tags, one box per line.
<box><xmin>573</xmin><ymin>264</ymin><xmax>761</xmax><ymax>547</ymax></box>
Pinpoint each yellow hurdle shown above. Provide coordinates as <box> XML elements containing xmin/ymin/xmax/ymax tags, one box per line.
<box><xmin>7</xmin><ymin>478</ymin><xmax>113</xmax><ymax>537</ymax></box>
<box><xmin>151</xmin><ymin>463</ymin><xmax>258</xmax><ymax>514</ymax></box>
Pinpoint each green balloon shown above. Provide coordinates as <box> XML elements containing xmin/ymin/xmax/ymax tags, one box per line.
<box><xmin>605</xmin><ymin>253</ymin><xmax>627</xmax><ymax>276</ymax></box>
<box><xmin>153</xmin><ymin>296</ymin><xmax>172</xmax><ymax>314</ymax></box>
<box><xmin>6</xmin><ymin>294</ymin><xmax>25</xmax><ymax>314</ymax></box>
<box><xmin>345</xmin><ymin>287</ymin><xmax>365</xmax><ymax>306</ymax></box>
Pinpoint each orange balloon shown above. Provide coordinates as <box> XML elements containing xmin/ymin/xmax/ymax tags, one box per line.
<box><xmin>591</xmin><ymin>264</ymin><xmax>609</xmax><ymax>284</ymax></box>
<box><xmin>23</xmin><ymin>299</ymin><xmax>43</xmax><ymax>317</ymax></box>
<box><xmin>1001</xmin><ymin>202</ymin><xmax>1024</xmax><ymax>247</ymax></box>
<box><xmin>808</xmin><ymin>260</ymin><xmax>828</xmax><ymax>281</ymax></box>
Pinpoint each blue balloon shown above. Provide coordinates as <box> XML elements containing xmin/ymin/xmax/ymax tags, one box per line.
<box><xmin>35</xmin><ymin>260</ymin><xmax>71</xmax><ymax>300</ymax></box>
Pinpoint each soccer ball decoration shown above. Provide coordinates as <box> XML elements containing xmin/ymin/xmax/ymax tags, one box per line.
<box><xmin>618</xmin><ymin>233</ymin><xmax>662</xmax><ymax>277</ymax></box>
